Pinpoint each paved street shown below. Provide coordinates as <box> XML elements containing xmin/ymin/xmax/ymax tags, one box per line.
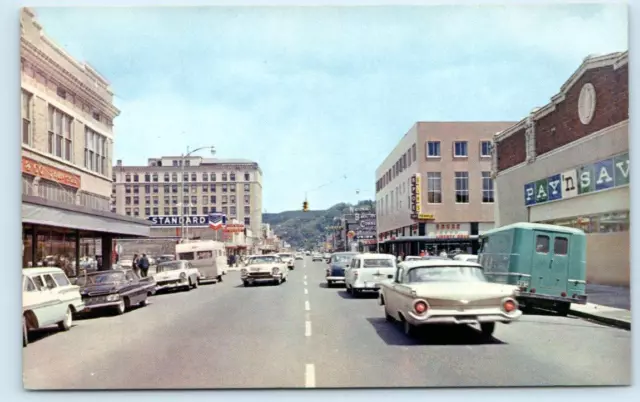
<box><xmin>23</xmin><ymin>257</ymin><xmax>631</xmax><ymax>389</ymax></box>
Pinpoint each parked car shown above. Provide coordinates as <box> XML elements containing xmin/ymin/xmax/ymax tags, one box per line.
<box><xmin>277</xmin><ymin>253</ymin><xmax>295</xmax><ymax>270</ymax></box>
<box><xmin>22</xmin><ymin>267</ymin><xmax>85</xmax><ymax>347</ymax></box>
<box><xmin>241</xmin><ymin>255</ymin><xmax>288</xmax><ymax>286</ymax></box>
<box><xmin>76</xmin><ymin>269</ymin><xmax>155</xmax><ymax>316</ymax></box>
<box><xmin>344</xmin><ymin>253</ymin><xmax>396</xmax><ymax>295</ymax></box>
<box><xmin>325</xmin><ymin>252</ymin><xmax>360</xmax><ymax>287</ymax></box>
<box><xmin>404</xmin><ymin>256</ymin><xmax>422</xmax><ymax>261</ymax></box>
<box><xmin>378</xmin><ymin>259</ymin><xmax>522</xmax><ymax>337</ymax></box>
<box><xmin>153</xmin><ymin>260</ymin><xmax>201</xmax><ymax>291</ymax></box>
<box><xmin>452</xmin><ymin>254</ymin><xmax>478</xmax><ymax>263</ymax></box>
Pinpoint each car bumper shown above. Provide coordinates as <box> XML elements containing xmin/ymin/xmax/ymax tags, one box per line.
<box><xmin>406</xmin><ymin>308</ymin><xmax>523</xmax><ymax>326</ymax></box>
<box><xmin>81</xmin><ymin>301</ymin><xmax>121</xmax><ymax>312</ymax></box>
<box><xmin>156</xmin><ymin>279</ymin><xmax>189</xmax><ymax>290</ymax></box>
<box><xmin>242</xmin><ymin>273</ymin><xmax>283</xmax><ymax>281</ymax></box>
<box><xmin>326</xmin><ymin>276</ymin><xmax>345</xmax><ymax>282</ymax></box>
<box><xmin>517</xmin><ymin>292</ymin><xmax>587</xmax><ymax>305</ymax></box>
<box><xmin>353</xmin><ymin>282</ymin><xmax>381</xmax><ymax>291</ymax></box>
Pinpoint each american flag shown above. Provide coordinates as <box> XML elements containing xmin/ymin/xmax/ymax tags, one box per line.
<box><xmin>208</xmin><ymin>213</ymin><xmax>227</xmax><ymax>230</ymax></box>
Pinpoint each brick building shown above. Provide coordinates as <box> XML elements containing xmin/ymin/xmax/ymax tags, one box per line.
<box><xmin>20</xmin><ymin>8</ymin><xmax>151</xmax><ymax>275</ymax></box>
<box><xmin>492</xmin><ymin>51</ymin><xmax>629</xmax><ymax>286</ymax></box>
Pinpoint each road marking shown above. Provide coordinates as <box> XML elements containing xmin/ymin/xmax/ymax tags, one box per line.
<box><xmin>304</xmin><ymin>281</ymin><xmax>308</xmax><ymax>286</ymax></box>
<box><xmin>304</xmin><ymin>275</ymin><xmax>307</xmax><ymax>279</ymax></box>
<box><xmin>305</xmin><ymin>300</ymin><xmax>310</xmax><ymax>311</ymax></box>
<box><xmin>305</xmin><ymin>364</ymin><xmax>316</xmax><ymax>388</ymax></box>
<box><xmin>304</xmin><ymin>288</ymin><xmax>308</xmax><ymax>294</ymax></box>
<box><xmin>305</xmin><ymin>320</ymin><xmax>312</xmax><ymax>336</ymax></box>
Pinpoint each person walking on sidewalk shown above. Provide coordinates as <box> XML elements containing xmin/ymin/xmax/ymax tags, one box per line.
<box><xmin>132</xmin><ymin>254</ymin><xmax>140</xmax><ymax>276</ymax></box>
<box><xmin>139</xmin><ymin>253</ymin><xmax>150</xmax><ymax>278</ymax></box>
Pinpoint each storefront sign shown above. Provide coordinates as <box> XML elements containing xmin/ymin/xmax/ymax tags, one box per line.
<box><xmin>224</xmin><ymin>224</ymin><xmax>245</xmax><ymax>233</ymax></box>
<box><xmin>524</xmin><ymin>152</ymin><xmax>629</xmax><ymax>206</ymax></box>
<box><xmin>410</xmin><ymin>173</ymin><xmax>422</xmax><ymax>218</ymax></box>
<box><xmin>21</xmin><ymin>156</ymin><xmax>81</xmax><ymax>189</ymax></box>
<box><xmin>148</xmin><ymin>215</ymin><xmax>208</xmax><ymax>227</ymax></box>
<box><xmin>411</xmin><ymin>213</ymin><xmax>435</xmax><ymax>221</ymax></box>
<box><xmin>355</xmin><ymin>213</ymin><xmax>376</xmax><ymax>221</ymax></box>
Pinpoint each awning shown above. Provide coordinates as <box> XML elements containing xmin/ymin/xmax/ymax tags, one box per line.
<box><xmin>22</xmin><ymin>195</ymin><xmax>151</xmax><ymax>237</ymax></box>
<box><xmin>379</xmin><ymin>235</ymin><xmax>479</xmax><ymax>244</ymax></box>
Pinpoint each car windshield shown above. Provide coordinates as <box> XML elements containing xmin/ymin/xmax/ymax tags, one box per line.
<box><xmin>362</xmin><ymin>258</ymin><xmax>395</xmax><ymax>268</ymax></box>
<box><xmin>333</xmin><ymin>255</ymin><xmax>355</xmax><ymax>263</ymax></box>
<box><xmin>156</xmin><ymin>262</ymin><xmax>183</xmax><ymax>272</ymax></box>
<box><xmin>279</xmin><ymin>254</ymin><xmax>292</xmax><ymax>258</ymax></box>
<box><xmin>407</xmin><ymin>266</ymin><xmax>487</xmax><ymax>283</ymax></box>
<box><xmin>249</xmin><ymin>256</ymin><xmax>278</xmax><ymax>264</ymax></box>
<box><xmin>76</xmin><ymin>272</ymin><xmax>126</xmax><ymax>286</ymax></box>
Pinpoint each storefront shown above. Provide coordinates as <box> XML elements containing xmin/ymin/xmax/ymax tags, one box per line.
<box><xmin>22</xmin><ymin>194</ymin><xmax>152</xmax><ymax>277</ymax></box>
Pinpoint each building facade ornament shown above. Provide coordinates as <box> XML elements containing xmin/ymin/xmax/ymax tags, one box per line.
<box><xmin>578</xmin><ymin>82</ymin><xmax>597</xmax><ymax>125</ymax></box>
<box><xmin>524</xmin><ymin>114</ymin><xmax>536</xmax><ymax>164</ymax></box>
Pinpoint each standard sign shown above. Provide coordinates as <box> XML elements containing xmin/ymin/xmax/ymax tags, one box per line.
<box><xmin>524</xmin><ymin>152</ymin><xmax>629</xmax><ymax>206</ymax></box>
<box><xmin>147</xmin><ymin>215</ymin><xmax>209</xmax><ymax>227</ymax></box>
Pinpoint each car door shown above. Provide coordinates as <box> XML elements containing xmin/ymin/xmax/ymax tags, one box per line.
<box><xmin>530</xmin><ymin>231</ymin><xmax>570</xmax><ymax>295</ymax></box>
<box><xmin>42</xmin><ymin>273</ymin><xmax>67</xmax><ymax>322</ymax></box>
<box><xmin>51</xmin><ymin>272</ymin><xmax>77</xmax><ymax>305</ymax></box>
<box><xmin>124</xmin><ymin>270</ymin><xmax>144</xmax><ymax>303</ymax></box>
<box><xmin>385</xmin><ymin>266</ymin><xmax>405</xmax><ymax>318</ymax></box>
<box><xmin>344</xmin><ymin>258</ymin><xmax>357</xmax><ymax>285</ymax></box>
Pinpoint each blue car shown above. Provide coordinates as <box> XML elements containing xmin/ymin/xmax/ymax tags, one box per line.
<box><xmin>325</xmin><ymin>252</ymin><xmax>360</xmax><ymax>287</ymax></box>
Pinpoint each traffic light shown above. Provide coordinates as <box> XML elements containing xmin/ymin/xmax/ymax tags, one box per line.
<box><xmin>303</xmin><ymin>201</ymin><xmax>309</xmax><ymax>212</ymax></box>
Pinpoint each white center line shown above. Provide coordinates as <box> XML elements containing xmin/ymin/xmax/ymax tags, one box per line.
<box><xmin>304</xmin><ymin>275</ymin><xmax>307</xmax><ymax>280</ymax></box>
<box><xmin>305</xmin><ymin>300</ymin><xmax>310</xmax><ymax>311</ymax></box>
<box><xmin>303</xmin><ymin>281</ymin><xmax>308</xmax><ymax>286</ymax></box>
<box><xmin>305</xmin><ymin>320</ymin><xmax>312</xmax><ymax>336</ymax></box>
<box><xmin>305</xmin><ymin>364</ymin><xmax>316</xmax><ymax>388</ymax></box>
<box><xmin>304</xmin><ymin>288</ymin><xmax>308</xmax><ymax>295</ymax></box>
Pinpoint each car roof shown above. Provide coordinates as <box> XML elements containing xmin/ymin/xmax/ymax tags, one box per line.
<box><xmin>358</xmin><ymin>253</ymin><xmax>395</xmax><ymax>259</ymax></box>
<box><xmin>400</xmin><ymin>259</ymin><xmax>482</xmax><ymax>268</ymax></box>
<box><xmin>22</xmin><ymin>267</ymin><xmax>65</xmax><ymax>275</ymax></box>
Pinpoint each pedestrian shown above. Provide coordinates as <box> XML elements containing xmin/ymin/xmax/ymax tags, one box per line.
<box><xmin>139</xmin><ymin>253</ymin><xmax>150</xmax><ymax>277</ymax></box>
<box><xmin>419</xmin><ymin>250</ymin><xmax>425</xmax><ymax>257</ymax></box>
<box><xmin>132</xmin><ymin>254</ymin><xmax>139</xmax><ymax>275</ymax></box>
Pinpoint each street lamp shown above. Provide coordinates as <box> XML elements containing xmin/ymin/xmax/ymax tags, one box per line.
<box><xmin>180</xmin><ymin>145</ymin><xmax>216</xmax><ymax>242</ymax></box>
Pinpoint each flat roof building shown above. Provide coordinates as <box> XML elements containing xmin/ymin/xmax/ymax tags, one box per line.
<box><xmin>20</xmin><ymin>8</ymin><xmax>151</xmax><ymax>275</ymax></box>
<box><xmin>375</xmin><ymin>121</ymin><xmax>515</xmax><ymax>257</ymax></box>
<box><xmin>492</xmin><ymin>51</ymin><xmax>629</xmax><ymax>286</ymax></box>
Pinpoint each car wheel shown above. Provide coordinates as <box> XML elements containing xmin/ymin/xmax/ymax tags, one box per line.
<box><xmin>346</xmin><ymin>285</ymin><xmax>352</xmax><ymax>294</ymax></box>
<box><xmin>22</xmin><ymin>316</ymin><xmax>28</xmax><ymax>347</ymax></box>
<box><xmin>217</xmin><ymin>275</ymin><xmax>223</xmax><ymax>282</ymax></box>
<box><xmin>58</xmin><ymin>306</ymin><xmax>72</xmax><ymax>331</ymax></box>
<box><xmin>352</xmin><ymin>288</ymin><xmax>360</xmax><ymax>298</ymax></box>
<box><xmin>480</xmin><ymin>322</ymin><xmax>495</xmax><ymax>337</ymax></box>
<box><xmin>403</xmin><ymin>319</ymin><xmax>416</xmax><ymax>337</ymax></box>
<box><xmin>243</xmin><ymin>281</ymin><xmax>250</xmax><ymax>287</ymax></box>
<box><xmin>138</xmin><ymin>297</ymin><xmax>149</xmax><ymax>307</ymax></box>
<box><xmin>115</xmin><ymin>299</ymin><xmax>126</xmax><ymax>315</ymax></box>
<box><xmin>192</xmin><ymin>278</ymin><xmax>199</xmax><ymax>289</ymax></box>
<box><xmin>385</xmin><ymin>307</ymin><xmax>394</xmax><ymax>322</ymax></box>
<box><xmin>327</xmin><ymin>281</ymin><xmax>333</xmax><ymax>288</ymax></box>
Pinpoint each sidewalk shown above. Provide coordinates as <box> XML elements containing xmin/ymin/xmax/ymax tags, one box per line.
<box><xmin>569</xmin><ymin>284</ymin><xmax>631</xmax><ymax>330</ymax></box>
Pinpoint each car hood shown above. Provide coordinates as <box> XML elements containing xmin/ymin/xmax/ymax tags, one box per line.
<box><xmin>406</xmin><ymin>281</ymin><xmax>518</xmax><ymax>300</ymax></box>
<box><xmin>153</xmin><ymin>270</ymin><xmax>182</xmax><ymax>278</ymax></box>
<box><xmin>80</xmin><ymin>283</ymin><xmax>123</xmax><ymax>295</ymax></box>
<box><xmin>246</xmin><ymin>263</ymin><xmax>280</xmax><ymax>270</ymax></box>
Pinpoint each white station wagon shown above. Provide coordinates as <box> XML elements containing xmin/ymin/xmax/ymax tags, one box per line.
<box><xmin>378</xmin><ymin>259</ymin><xmax>522</xmax><ymax>338</ymax></box>
<box><xmin>22</xmin><ymin>267</ymin><xmax>84</xmax><ymax>347</ymax></box>
<box><xmin>344</xmin><ymin>253</ymin><xmax>397</xmax><ymax>296</ymax></box>
<box><xmin>153</xmin><ymin>260</ymin><xmax>200</xmax><ymax>291</ymax></box>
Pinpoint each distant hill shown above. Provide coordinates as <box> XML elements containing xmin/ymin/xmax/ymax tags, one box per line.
<box><xmin>262</xmin><ymin>200</ymin><xmax>374</xmax><ymax>250</ymax></box>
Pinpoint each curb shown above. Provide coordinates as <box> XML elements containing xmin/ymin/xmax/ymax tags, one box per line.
<box><xmin>570</xmin><ymin>309</ymin><xmax>631</xmax><ymax>330</ymax></box>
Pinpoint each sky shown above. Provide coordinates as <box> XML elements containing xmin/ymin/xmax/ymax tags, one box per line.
<box><xmin>32</xmin><ymin>4</ymin><xmax>628</xmax><ymax>213</ymax></box>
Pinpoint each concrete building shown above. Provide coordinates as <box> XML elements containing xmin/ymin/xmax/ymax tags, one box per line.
<box><xmin>20</xmin><ymin>8</ymin><xmax>151</xmax><ymax>275</ymax></box>
<box><xmin>375</xmin><ymin>121</ymin><xmax>515</xmax><ymax>256</ymax></box>
<box><xmin>112</xmin><ymin>155</ymin><xmax>263</xmax><ymax>250</ymax></box>
<box><xmin>492</xmin><ymin>51</ymin><xmax>629</xmax><ymax>286</ymax></box>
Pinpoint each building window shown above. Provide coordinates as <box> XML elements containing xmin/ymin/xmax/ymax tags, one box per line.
<box><xmin>482</xmin><ymin>171</ymin><xmax>494</xmax><ymax>203</ymax></box>
<box><xmin>203</xmin><ymin>185</ymin><xmax>208</xmax><ymax>193</ymax></box>
<box><xmin>164</xmin><ymin>196</ymin><xmax>170</xmax><ymax>204</ymax></box>
<box><xmin>244</xmin><ymin>184</ymin><xmax>250</xmax><ymax>193</ymax></box>
<box><xmin>125</xmin><ymin>185</ymin><xmax>131</xmax><ymax>194</ymax></box>
<box><xmin>164</xmin><ymin>185</ymin><xmax>170</xmax><ymax>193</ymax></box>
<box><xmin>183</xmin><ymin>207</ymin><xmax>188</xmax><ymax>215</ymax></box>
<box><xmin>203</xmin><ymin>196</ymin><xmax>209</xmax><ymax>205</ymax></box>
<box><xmin>84</xmin><ymin>128</ymin><xmax>107</xmax><ymax>175</ymax></box>
<box><xmin>230</xmin><ymin>206</ymin><xmax>236</xmax><ymax>216</ymax></box>
<box><xmin>125</xmin><ymin>196</ymin><xmax>131</xmax><ymax>205</ymax></box>
<box><xmin>412</xmin><ymin>144</ymin><xmax>416</xmax><ymax>161</ymax></box>
<box><xmin>171</xmin><ymin>173</ymin><xmax>178</xmax><ymax>182</ymax></box>
<box><xmin>153</xmin><ymin>196</ymin><xmax>159</xmax><ymax>205</ymax></box>
<box><xmin>427</xmin><ymin>172</ymin><xmax>441</xmax><ymax>203</ymax></box>
<box><xmin>230</xmin><ymin>184</ymin><xmax>236</xmax><ymax>192</ymax></box>
<box><xmin>210</xmin><ymin>184</ymin><xmax>216</xmax><ymax>192</ymax></box>
<box><xmin>230</xmin><ymin>173</ymin><xmax>236</xmax><ymax>181</ymax></box>
<box><xmin>203</xmin><ymin>206</ymin><xmax>209</xmax><ymax>214</ymax></box>
<box><xmin>230</xmin><ymin>195</ymin><xmax>236</xmax><ymax>204</ymax></box>
<box><xmin>222</xmin><ymin>195</ymin><xmax>228</xmax><ymax>204</ymax></box>
<box><xmin>211</xmin><ymin>207</ymin><xmax>217</xmax><ymax>213</ymax></box>
<box><xmin>133</xmin><ymin>196</ymin><xmax>139</xmax><ymax>205</ymax></box>
<box><xmin>133</xmin><ymin>208</ymin><xmax>139</xmax><ymax>216</ymax></box>
<box><xmin>244</xmin><ymin>206</ymin><xmax>250</xmax><ymax>214</ymax></box>
<box><xmin>222</xmin><ymin>206</ymin><xmax>228</xmax><ymax>215</ymax></box>
<box><xmin>145</xmin><ymin>207</ymin><xmax>151</xmax><ymax>215</ymax></box>
<box><xmin>222</xmin><ymin>173</ymin><xmax>227</xmax><ymax>181</ymax></box>
<box><xmin>183</xmin><ymin>196</ymin><xmax>189</xmax><ymax>205</ymax></box>
<box><xmin>191</xmin><ymin>173</ymin><xmax>197</xmax><ymax>181</ymax></box>
<box><xmin>172</xmin><ymin>184</ymin><xmax>178</xmax><ymax>193</ymax></box>
<box><xmin>152</xmin><ymin>173</ymin><xmax>158</xmax><ymax>182</ymax></box>
<box><xmin>152</xmin><ymin>207</ymin><xmax>158</xmax><ymax>215</ymax></box>
<box><xmin>22</xmin><ymin>90</ymin><xmax>32</xmax><ymax>145</ymax></box>
<box><xmin>125</xmin><ymin>208</ymin><xmax>131</xmax><ymax>216</ymax></box>
<box><xmin>244</xmin><ymin>195</ymin><xmax>250</xmax><ymax>204</ymax></box>
<box><xmin>454</xmin><ymin>141</ymin><xmax>468</xmax><ymax>157</ymax></box>
<box><xmin>173</xmin><ymin>160</ymin><xmax>178</xmax><ymax>166</ymax></box>
<box><xmin>143</xmin><ymin>173</ymin><xmax>149</xmax><ymax>182</ymax></box>
<box><xmin>222</xmin><ymin>184</ymin><xmax>228</xmax><ymax>193</ymax></box>
<box><xmin>189</xmin><ymin>207</ymin><xmax>196</xmax><ymax>215</ymax></box>
<box><xmin>144</xmin><ymin>185</ymin><xmax>150</xmax><ymax>193</ymax></box>
<box><xmin>172</xmin><ymin>207</ymin><xmax>178</xmax><ymax>215</ymax></box>
<box><xmin>185</xmin><ymin>160</ymin><xmax>191</xmax><ymax>167</ymax></box>
<box><xmin>164</xmin><ymin>207</ymin><xmax>170</xmax><ymax>215</ymax></box>
<box><xmin>48</xmin><ymin>106</ymin><xmax>73</xmax><ymax>161</ymax></box>
<box><xmin>202</xmin><ymin>173</ymin><xmax>208</xmax><ymax>182</ymax></box>
<box><xmin>133</xmin><ymin>186</ymin><xmax>140</xmax><ymax>194</ymax></box>
<box><xmin>191</xmin><ymin>196</ymin><xmax>197</xmax><ymax>204</ymax></box>
<box><xmin>244</xmin><ymin>172</ymin><xmax>250</xmax><ymax>181</ymax></box>
<box><xmin>183</xmin><ymin>185</ymin><xmax>189</xmax><ymax>194</ymax></box>
<box><xmin>455</xmin><ymin>172</ymin><xmax>469</xmax><ymax>203</ymax></box>
<box><xmin>172</xmin><ymin>196</ymin><xmax>178</xmax><ymax>204</ymax></box>
<box><xmin>480</xmin><ymin>141</ymin><xmax>492</xmax><ymax>158</ymax></box>
<box><xmin>211</xmin><ymin>173</ymin><xmax>217</xmax><ymax>181</ymax></box>
<box><xmin>153</xmin><ymin>185</ymin><xmax>159</xmax><ymax>193</ymax></box>
<box><xmin>244</xmin><ymin>217</ymin><xmax>251</xmax><ymax>226</ymax></box>
<box><xmin>426</xmin><ymin>141</ymin><xmax>440</xmax><ymax>157</ymax></box>
<box><xmin>164</xmin><ymin>173</ymin><xmax>170</xmax><ymax>182</ymax></box>
<box><xmin>183</xmin><ymin>173</ymin><xmax>189</xmax><ymax>182</ymax></box>
<box><xmin>210</xmin><ymin>195</ymin><xmax>216</xmax><ymax>204</ymax></box>
<box><xmin>125</xmin><ymin>174</ymin><xmax>131</xmax><ymax>183</ymax></box>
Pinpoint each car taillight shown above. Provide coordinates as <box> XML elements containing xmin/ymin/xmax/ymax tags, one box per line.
<box><xmin>561</xmin><ymin>292</ymin><xmax>567</xmax><ymax>297</ymax></box>
<box><xmin>530</xmin><ymin>288</ymin><xmax>536</xmax><ymax>293</ymax></box>
<box><xmin>503</xmin><ymin>299</ymin><xmax>517</xmax><ymax>313</ymax></box>
<box><xmin>413</xmin><ymin>300</ymin><xmax>428</xmax><ymax>314</ymax></box>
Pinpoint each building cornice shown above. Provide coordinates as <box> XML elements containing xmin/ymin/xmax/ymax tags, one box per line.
<box><xmin>21</xmin><ymin>37</ymin><xmax>120</xmax><ymax>119</ymax></box>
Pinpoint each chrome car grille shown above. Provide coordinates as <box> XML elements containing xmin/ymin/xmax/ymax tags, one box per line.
<box><xmin>84</xmin><ymin>296</ymin><xmax>108</xmax><ymax>304</ymax></box>
<box><xmin>248</xmin><ymin>272</ymin><xmax>273</xmax><ymax>278</ymax></box>
<box><xmin>425</xmin><ymin>297</ymin><xmax>502</xmax><ymax>308</ymax></box>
